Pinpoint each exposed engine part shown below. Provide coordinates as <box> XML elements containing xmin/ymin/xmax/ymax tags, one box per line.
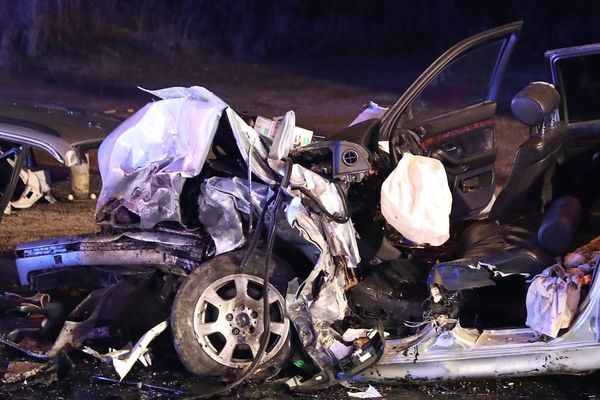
<box><xmin>290</xmin><ymin>140</ymin><xmax>372</xmax><ymax>183</ymax></box>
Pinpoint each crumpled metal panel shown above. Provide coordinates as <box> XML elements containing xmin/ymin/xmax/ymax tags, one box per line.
<box><xmin>283</xmin><ymin>164</ymin><xmax>360</xmax><ymax>369</ymax></box>
<box><xmin>197</xmin><ymin>170</ymin><xmax>359</xmax><ymax>369</ymax></box>
<box><xmin>93</xmin><ymin>84</ymin><xmax>360</xmax><ymax>371</ymax></box>
<box><xmin>225</xmin><ymin>108</ymin><xmax>277</xmax><ymax>184</ymax></box>
<box><xmin>198</xmin><ymin>176</ymin><xmax>272</xmax><ymax>255</ymax></box>
<box><xmin>96</xmin><ymin>86</ymin><xmax>227</xmax><ymax>229</ymax></box>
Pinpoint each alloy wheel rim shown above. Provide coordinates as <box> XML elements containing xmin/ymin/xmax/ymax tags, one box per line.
<box><xmin>192</xmin><ymin>273</ymin><xmax>289</xmax><ymax>368</ymax></box>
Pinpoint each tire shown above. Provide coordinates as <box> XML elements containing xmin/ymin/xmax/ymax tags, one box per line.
<box><xmin>171</xmin><ymin>249</ymin><xmax>293</xmax><ymax>381</ymax></box>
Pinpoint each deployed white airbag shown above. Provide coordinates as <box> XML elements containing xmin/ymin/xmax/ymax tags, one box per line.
<box><xmin>381</xmin><ymin>153</ymin><xmax>451</xmax><ymax>246</ymax></box>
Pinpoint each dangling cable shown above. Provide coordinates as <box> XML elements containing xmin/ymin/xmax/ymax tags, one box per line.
<box><xmin>247</xmin><ymin>142</ymin><xmax>254</xmax><ymax>233</ymax></box>
<box><xmin>184</xmin><ymin>158</ymin><xmax>292</xmax><ymax>399</ymax></box>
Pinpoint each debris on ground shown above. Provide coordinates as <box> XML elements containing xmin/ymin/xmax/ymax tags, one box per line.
<box><xmin>347</xmin><ymin>384</ymin><xmax>383</xmax><ymax>398</ymax></box>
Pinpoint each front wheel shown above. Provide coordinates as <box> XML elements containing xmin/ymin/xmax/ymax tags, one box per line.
<box><xmin>170</xmin><ymin>250</ymin><xmax>292</xmax><ymax>381</ymax></box>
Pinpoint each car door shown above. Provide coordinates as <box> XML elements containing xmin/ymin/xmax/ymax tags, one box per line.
<box><xmin>546</xmin><ymin>44</ymin><xmax>600</xmax><ymax>207</ymax></box>
<box><xmin>380</xmin><ymin>22</ymin><xmax>521</xmax><ymax>220</ymax></box>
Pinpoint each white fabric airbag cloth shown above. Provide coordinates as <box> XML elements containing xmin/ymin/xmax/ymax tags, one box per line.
<box><xmin>381</xmin><ymin>153</ymin><xmax>451</xmax><ymax>246</ymax></box>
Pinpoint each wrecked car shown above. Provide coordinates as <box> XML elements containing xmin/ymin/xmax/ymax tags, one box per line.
<box><xmin>4</xmin><ymin>20</ymin><xmax>600</xmax><ymax>394</ymax></box>
<box><xmin>0</xmin><ymin>99</ymin><xmax>119</xmax><ymax>215</ymax></box>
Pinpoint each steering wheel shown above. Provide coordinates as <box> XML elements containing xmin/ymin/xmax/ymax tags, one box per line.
<box><xmin>389</xmin><ymin>127</ymin><xmax>424</xmax><ymax>167</ymax></box>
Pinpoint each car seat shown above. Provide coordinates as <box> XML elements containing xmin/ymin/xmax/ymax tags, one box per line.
<box><xmin>490</xmin><ymin>82</ymin><xmax>567</xmax><ymax>218</ymax></box>
<box><xmin>429</xmin><ymin>82</ymin><xmax>573</xmax><ymax>293</ymax></box>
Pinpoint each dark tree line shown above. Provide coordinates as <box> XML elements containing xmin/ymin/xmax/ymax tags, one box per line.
<box><xmin>0</xmin><ymin>0</ymin><xmax>599</xmax><ymax>68</ymax></box>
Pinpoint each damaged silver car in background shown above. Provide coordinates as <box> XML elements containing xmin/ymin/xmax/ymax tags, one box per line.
<box><xmin>5</xmin><ymin>20</ymin><xmax>600</xmax><ymax>397</ymax></box>
<box><xmin>0</xmin><ymin>100</ymin><xmax>120</xmax><ymax>216</ymax></box>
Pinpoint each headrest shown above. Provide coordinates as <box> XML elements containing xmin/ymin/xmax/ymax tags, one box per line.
<box><xmin>511</xmin><ymin>82</ymin><xmax>560</xmax><ymax>126</ymax></box>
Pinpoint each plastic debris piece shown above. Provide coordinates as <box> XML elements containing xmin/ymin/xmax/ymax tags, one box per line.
<box><xmin>81</xmin><ymin>344</ymin><xmax>130</xmax><ymax>363</ymax></box>
<box><xmin>342</xmin><ymin>328</ymin><xmax>369</xmax><ymax>342</ymax></box>
<box><xmin>268</xmin><ymin>111</ymin><xmax>296</xmax><ymax>160</ymax></box>
<box><xmin>255</xmin><ymin>112</ymin><xmax>313</xmax><ymax>153</ymax></box>
<box><xmin>349</xmin><ymin>101</ymin><xmax>387</xmax><ymax>126</ymax></box>
<box><xmin>5</xmin><ymin>156</ymin><xmax>56</xmax><ymax>211</ymax></box>
<box><xmin>111</xmin><ymin>320</ymin><xmax>168</xmax><ymax>380</ymax></box>
<box><xmin>2</xmin><ymin>361</ymin><xmax>47</xmax><ymax>383</ymax></box>
<box><xmin>347</xmin><ymin>385</ymin><xmax>383</xmax><ymax>398</ymax></box>
<box><xmin>329</xmin><ymin>339</ymin><xmax>352</xmax><ymax>360</ymax></box>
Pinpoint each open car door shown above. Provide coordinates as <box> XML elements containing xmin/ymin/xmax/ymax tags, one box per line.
<box><xmin>381</xmin><ymin>22</ymin><xmax>521</xmax><ymax>220</ymax></box>
<box><xmin>546</xmin><ymin>44</ymin><xmax>600</xmax><ymax>209</ymax></box>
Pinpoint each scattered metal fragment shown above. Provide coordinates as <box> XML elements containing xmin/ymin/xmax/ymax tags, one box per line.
<box><xmin>347</xmin><ymin>384</ymin><xmax>383</xmax><ymax>398</ymax></box>
<box><xmin>111</xmin><ymin>319</ymin><xmax>168</xmax><ymax>380</ymax></box>
<box><xmin>1</xmin><ymin>351</ymin><xmax>72</xmax><ymax>384</ymax></box>
<box><xmin>81</xmin><ymin>344</ymin><xmax>131</xmax><ymax>363</ymax></box>
<box><xmin>0</xmin><ymin>337</ymin><xmax>52</xmax><ymax>359</ymax></box>
<box><xmin>92</xmin><ymin>375</ymin><xmax>186</xmax><ymax>396</ymax></box>
<box><xmin>2</xmin><ymin>361</ymin><xmax>49</xmax><ymax>383</ymax></box>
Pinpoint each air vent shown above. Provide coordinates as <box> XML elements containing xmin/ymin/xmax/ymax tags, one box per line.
<box><xmin>342</xmin><ymin>149</ymin><xmax>359</xmax><ymax>166</ymax></box>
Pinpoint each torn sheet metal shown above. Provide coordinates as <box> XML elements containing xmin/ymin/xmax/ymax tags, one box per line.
<box><xmin>347</xmin><ymin>384</ymin><xmax>383</xmax><ymax>398</ymax></box>
<box><xmin>428</xmin><ymin>261</ymin><xmax>531</xmax><ymax>291</ymax></box>
<box><xmin>195</xmin><ymin>162</ymin><xmax>359</xmax><ymax>310</ymax></box>
<box><xmin>111</xmin><ymin>320</ymin><xmax>168</xmax><ymax>380</ymax></box>
<box><xmin>349</xmin><ymin>101</ymin><xmax>387</xmax><ymax>126</ymax></box>
<box><xmin>96</xmin><ymin>85</ymin><xmax>285</xmax><ymax>228</ymax></box>
<box><xmin>83</xmin><ymin>321</ymin><xmax>168</xmax><ymax>380</ymax></box>
<box><xmin>285</xmin><ymin>161</ymin><xmax>360</xmax><ymax>266</ymax></box>
<box><xmin>205</xmin><ymin>160</ymin><xmax>360</xmax><ymax>334</ymax></box>
<box><xmin>259</xmin><ymin>161</ymin><xmax>361</xmax><ymax>370</ymax></box>
<box><xmin>96</xmin><ymin>86</ymin><xmax>227</xmax><ymax>228</ymax></box>
<box><xmin>284</xmin><ymin>203</ymin><xmax>358</xmax><ymax>368</ymax></box>
<box><xmin>526</xmin><ymin>264</ymin><xmax>581</xmax><ymax>338</ymax></box>
<box><xmin>225</xmin><ymin>108</ymin><xmax>277</xmax><ymax>184</ymax></box>
<box><xmin>197</xmin><ymin>176</ymin><xmax>271</xmax><ymax>254</ymax></box>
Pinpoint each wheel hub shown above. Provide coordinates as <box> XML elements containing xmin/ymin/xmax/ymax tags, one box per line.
<box><xmin>234</xmin><ymin>310</ymin><xmax>252</xmax><ymax>328</ymax></box>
